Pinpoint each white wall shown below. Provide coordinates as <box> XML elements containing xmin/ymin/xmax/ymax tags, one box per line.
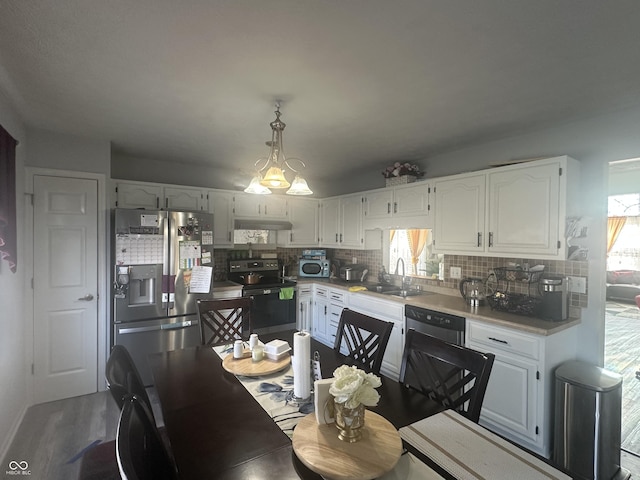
<box><xmin>27</xmin><ymin>128</ymin><xmax>110</xmax><ymax>175</ymax></box>
<box><xmin>420</xmin><ymin>104</ymin><xmax>640</xmax><ymax>365</ymax></box>
<box><xmin>0</xmin><ymin>89</ymin><xmax>27</xmax><ymax>460</ymax></box>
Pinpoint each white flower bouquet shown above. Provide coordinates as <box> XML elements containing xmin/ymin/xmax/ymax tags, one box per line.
<box><xmin>381</xmin><ymin>162</ymin><xmax>423</xmax><ymax>178</ymax></box>
<box><xmin>328</xmin><ymin>365</ymin><xmax>382</xmax><ymax>409</ymax></box>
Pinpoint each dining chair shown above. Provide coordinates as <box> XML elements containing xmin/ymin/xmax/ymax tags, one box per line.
<box><xmin>116</xmin><ymin>394</ymin><xmax>178</xmax><ymax>480</ymax></box>
<box><xmin>197</xmin><ymin>297</ymin><xmax>252</xmax><ymax>346</ymax></box>
<box><xmin>333</xmin><ymin>308</ymin><xmax>393</xmax><ymax>374</ymax></box>
<box><xmin>400</xmin><ymin>328</ymin><xmax>495</xmax><ymax>423</ymax></box>
<box><xmin>105</xmin><ymin>344</ymin><xmax>153</xmax><ymax>417</ymax></box>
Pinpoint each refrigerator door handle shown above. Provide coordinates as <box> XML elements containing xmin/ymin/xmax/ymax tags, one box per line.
<box><xmin>161</xmin><ymin>320</ymin><xmax>193</xmax><ymax>330</ymax></box>
<box><xmin>119</xmin><ymin>320</ymin><xmax>194</xmax><ymax>335</ymax></box>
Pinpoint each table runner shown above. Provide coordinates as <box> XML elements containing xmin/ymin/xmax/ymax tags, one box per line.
<box><xmin>213</xmin><ymin>344</ymin><xmax>314</xmax><ymax>437</ymax></box>
<box><xmin>400</xmin><ymin>410</ymin><xmax>571</xmax><ymax>480</ymax></box>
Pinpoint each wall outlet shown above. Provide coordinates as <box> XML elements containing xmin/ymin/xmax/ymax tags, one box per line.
<box><xmin>567</xmin><ymin>276</ymin><xmax>587</xmax><ymax>294</ymax></box>
<box><xmin>450</xmin><ymin>266</ymin><xmax>462</xmax><ymax>279</ymax></box>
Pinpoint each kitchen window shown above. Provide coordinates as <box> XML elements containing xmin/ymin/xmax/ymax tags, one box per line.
<box><xmin>385</xmin><ymin>229</ymin><xmax>441</xmax><ymax>278</ymax></box>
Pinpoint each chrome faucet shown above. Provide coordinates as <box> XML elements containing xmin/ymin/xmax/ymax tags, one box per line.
<box><xmin>395</xmin><ymin>258</ymin><xmax>407</xmax><ymax>291</ymax></box>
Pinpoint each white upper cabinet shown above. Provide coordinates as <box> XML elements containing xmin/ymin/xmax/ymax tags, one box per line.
<box><xmin>433</xmin><ymin>156</ymin><xmax>579</xmax><ymax>259</ymax></box>
<box><xmin>207</xmin><ymin>190</ymin><xmax>234</xmax><ymax>248</ymax></box>
<box><xmin>233</xmin><ymin>193</ymin><xmax>288</xmax><ymax>219</ymax></box>
<box><xmin>278</xmin><ymin>197</ymin><xmax>319</xmax><ymax>247</ymax></box>
<box><xmin>164</xmin><ymin>186</ymin><xmax>206</xmax><ymax>211</ymax></box>
<box><xmin>320</xmin><ymin>194</ymin><xmax>381</xmax><ymax>250</ymax></box>
<box><xmin>114</xmin><ymin>181</ymin><xmax>206</xmax><ymax>210</ymax></box>
<box><xmin>114</xmin><ymin>181</ymin><xmax>163</xmax><ymax>209</ymax></box>
<box><xmin>364</xmin><ymin>182</ymin><xmax>431</xmax><ymax>229</ymax></box>
<box><xmin>433</xmin><ymin>174</ymin><xmax>486</xmax><ymax>253</ymax></box>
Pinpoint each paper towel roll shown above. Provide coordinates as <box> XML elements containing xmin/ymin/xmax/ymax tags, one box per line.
<box><xmin>293</xmin><ymin>331</ymin><xmax>311</xmax><ymax>399</ymax></box>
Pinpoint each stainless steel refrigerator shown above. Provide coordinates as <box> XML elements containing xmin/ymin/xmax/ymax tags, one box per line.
<box><xmin>112</xmin><ymin>208</ymin><xmax>214</xmax><ymax>384</ymax></box>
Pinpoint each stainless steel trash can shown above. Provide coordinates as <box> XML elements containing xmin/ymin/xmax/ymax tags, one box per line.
<box><xmin>553</xmin><ymin>360</ymin><xmax>622</xmax><ymax>480</ymax></box>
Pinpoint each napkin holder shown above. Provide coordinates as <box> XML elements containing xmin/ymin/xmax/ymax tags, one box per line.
<box><xmin>314</xmin><ymin>378</ymin><xmax>335</xmax><ymax>425</ymax></box>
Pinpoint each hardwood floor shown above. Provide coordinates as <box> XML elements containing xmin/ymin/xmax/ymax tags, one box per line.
<box><xmin>1</xmin><ymin>391</ymin><xmax>120</xmax><ymax>479</ymax></box>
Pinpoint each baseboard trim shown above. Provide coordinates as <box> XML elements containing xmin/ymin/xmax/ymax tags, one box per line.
<box><xmin>0</xmin><ymin>403</ymin><xmax>28</xmax><ymax>465</ymax></box>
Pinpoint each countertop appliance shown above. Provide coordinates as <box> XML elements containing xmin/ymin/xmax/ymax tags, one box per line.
<box><xmin>340</xmin><ymin>263</ymin><xmax>369</xmax><ymax>282</ymax></box>
<box><xmin>459</xmin><ymin>277</ymin><xmax>488</xmax><ymax>307</ymax></box>
<box><xmin>112</xmin><ymin>208</ymin><xmax>214</xmax><ymax>385</ymax></box>
<box><xmin>539</xmin><ymin>275</ymin><xmax>568</xmax><ymax>321</ymax></box>
<box><xmin>228</xmin><ymin>259</ymin><xmax>297</xmax><ymax>333</ymax></box>
<box><xmin>299</xmin><ymin>258</ymin><xmax>330</xmax><ymax>278</ymax></box>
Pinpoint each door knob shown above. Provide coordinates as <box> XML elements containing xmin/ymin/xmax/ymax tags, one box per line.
<box><xmin>78</xmin><ymin>294</ymin><xmax>94</xmax><ymax>301</ymax></box>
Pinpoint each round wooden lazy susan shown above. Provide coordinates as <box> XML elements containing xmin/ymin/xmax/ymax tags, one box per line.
<box><xmin>221</xmin><ymin>353</ymin><xmax>291</xmax><ymax>377</ymax></box>
<box><xmin>292</xmin><ymin>411</ymin><xmax>402</xmax><ymax>480</ymax></box>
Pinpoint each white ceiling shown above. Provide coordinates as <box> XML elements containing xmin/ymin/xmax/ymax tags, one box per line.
<box><xmin>2</xmin><ymin>1</ymin><xmax>640</xmax><ymax>194</ymax></box>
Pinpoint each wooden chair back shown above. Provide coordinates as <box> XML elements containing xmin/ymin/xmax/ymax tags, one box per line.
<box><xmin>197</xmin><ymin>297</ymin><xmax>252</xmax><ymax>346</ymax></box>
<box><xmin>400</xmin><ymin>328</ymin><xmax>495</xmax><ymax>423</ymax></box>
<box><xmin>116</xmin><ymin>395</ymin><xmax>178</xmax><ymax>480</ymax></box>
<box><xmin>333</xmin><ymin>308</ymin><xmax>393</xmax><ymax>374</ymax></box>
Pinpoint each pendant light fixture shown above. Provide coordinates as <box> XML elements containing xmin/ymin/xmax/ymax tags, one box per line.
<box><xmin>244</xmin><ymin>103</ymin><xmax>313</xmax><ymax>195</ymax></box>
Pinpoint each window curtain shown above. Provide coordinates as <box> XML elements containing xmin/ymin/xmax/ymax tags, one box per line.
<box><xmin>607</xmin><ymin>216</ymin><xmax>627</xmax><ymax>255</ymax></box>
<box><xmin>389</xmin><ymin>229</ymin><xmax>396</xmax><ymax>243</ymax></box>
<box><xmin>0</xmin><ymin>124</ymin><xmax>18</xmax><ymax>273</ymax></box>
<box><xmin>407</xmin><ymin>229</ymin><xmax>428</xmax><ymax>274</ymax></box>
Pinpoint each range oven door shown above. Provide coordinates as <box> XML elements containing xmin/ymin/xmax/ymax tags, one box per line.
<box><xmin>243</xmin><ymin>287</ymin><xmax>296</xmax><ymax>333</ymax></box>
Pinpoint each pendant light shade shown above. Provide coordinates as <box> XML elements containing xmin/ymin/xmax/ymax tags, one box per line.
<box><xmin>286</xmin><ymin>175</ymin><xmax>313</xmax><ymax>195</ymax></box>
<box><xmin>246</xmin><ymin>103</ymin><xmax>313</xmax><ymax>195</ymax></box>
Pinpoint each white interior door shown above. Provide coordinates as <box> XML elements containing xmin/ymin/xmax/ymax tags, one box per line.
<box><xmin>33</xmin><ymin>175</ymin><xmax>98</xmax><ymax>403</ymax></box>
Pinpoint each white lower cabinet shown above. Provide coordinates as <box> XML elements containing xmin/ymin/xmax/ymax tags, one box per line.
<box><xmin>466</xmin><ymin>319</ymin><xmax>577</xmax><ymax>458</ymax></box>
<box><xmin>313</xmin><ymin>286</ymin><xmax>346</xmax><ymax>347</ymax></box>
<box><xmin>348</xmin><ymin>294</ymin><xmax>404</xmax><ymax>380</ymax></box>
<box><xmin>296</xmin><ymin>284</ymin><xmax>313</xmax><ymax>332</ymax></box>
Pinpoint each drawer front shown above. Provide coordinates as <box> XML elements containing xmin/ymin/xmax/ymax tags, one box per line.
<box><xmin>467</xmin><ymin>320</ymin><xmax>540</xmax><ymax>360</ymax></box>
<box><xmin>315</xmin><ymin>286</ymin><xmax>328</xmax><ymax>298</ymax></box>
<box><xmin>298</xmin><ymin>285</ymin><xmax>312</xmax><ymax>296</ymax></box>
<box><xmin>328</xmin><ymin>288</ymin><xmax>346</xmax><ymax>305</ymax></box>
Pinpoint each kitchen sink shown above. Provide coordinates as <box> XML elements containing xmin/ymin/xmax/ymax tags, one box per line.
<box><xmin>382</xmin><ymin>289</ymin><xmax>429</xmax><ymax>298</ymax></box>
<box><xmin>365</xmin><ymin>284</ymin><xmax>398</xmax><ymax>293</ymax></box>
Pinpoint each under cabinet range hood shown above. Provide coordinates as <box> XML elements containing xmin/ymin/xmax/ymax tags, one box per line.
<box><xmin>234</xmin><ymin>219</ymin><xmax>292</xmax><ymax>230</ymax></box>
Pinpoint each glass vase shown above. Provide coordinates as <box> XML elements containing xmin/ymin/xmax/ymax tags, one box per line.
<box><xmin>334</xmin><ymin>400</ymin><xmax>365</xmax><ymax>443</ymax></box>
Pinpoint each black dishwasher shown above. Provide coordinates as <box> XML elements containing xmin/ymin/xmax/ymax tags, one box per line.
<box><xmin>404</xmin><ymin>304</ymin><xmax>465</xmax><ymax>346</ymax></box>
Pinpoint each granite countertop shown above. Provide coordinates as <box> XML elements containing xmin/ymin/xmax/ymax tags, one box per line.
<box><xmin>296</xmin><ymin>278</ymin><xmax>580</xmax><ymax>336</ymax></box>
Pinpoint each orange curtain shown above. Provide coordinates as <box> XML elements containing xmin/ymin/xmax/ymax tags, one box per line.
<box><xmin>607</xmin><ymin>216</ymin><xmax>627</xmax><ymax>254</ymax></box>
<box><xmin>407</xmin><ymin>229</ymin><xmax>428</xmax><ymax>274</ymax></box>
<box><xmin>389</xmin><ymin>229</ymin><xmax>396</xmax><ymax>243</ymax></box>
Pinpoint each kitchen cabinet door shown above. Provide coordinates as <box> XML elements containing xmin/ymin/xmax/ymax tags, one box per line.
<box><xmin>164</xmin><ymin>186</ymin><xmax>205</xmax><ymax>210</ymax></box>
<box><xmin>115</xmin><ymin>181</ymin><xmax>162</xmax><ymax>209</ymax></box>
<box><xmin>234</xmin><ymin>193</ymin><xmax>287</xmax><ymax>219</ymax></box>
<box><xmin>282</xmin><ymin>198</ymin><xmax>319</xmax><ymax>246</ymax></box>
<box><xmin>208</xmin><ymin>190</ymin><xmax>234</xmax><ymax>247</ymax></box>
<box><xmin>320</xmin><ymin>197</ymin><xmax>341</xmax><ymax>246</ymax></box>
<box><xmin>364</xmin><ymin>189</ymin><xmax>395</xmax><ymax>220</ymax></box>
<box><xmin>468</xmin><ymin>341</ymin><xmax>539</xmax><ymax>444</ymax></box>
<box><xmin>297</xmin><ymin>285</ymin><xmax>313</xmax><ymax>332</ymax></box>
<box><xmin>339</xmin><ymin>193</ymin><xmax>364</xmax><ymax>248</ymax></box>
<box><xmin>487</xmin><ymin>162</ymin><xmax>560</xmax><ymax>256</ymax></box>
<box><xmin>393</xmin><ymin>183</ymin><xmax>429</xmax><ymax>217</ymax></box>
<box><xmin>313</xmin><ymin>287</ymin><xmax>330</xmax><ymax>346</ymax></box>
<box><xmin>433</xmin><ymin>173</ymin><xmax>486</xmax><ymax>252</ymax></box>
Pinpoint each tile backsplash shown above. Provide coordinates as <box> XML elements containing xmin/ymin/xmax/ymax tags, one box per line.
<box><xmin>213</xmin><ymin>247</ymin><xmax>587</xmax><ymax>318</ymax></box>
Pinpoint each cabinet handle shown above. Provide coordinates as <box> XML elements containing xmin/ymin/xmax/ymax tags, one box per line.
<box><xmin>339</xmin><ymin>233</ymin><xmax>343</xmax><ymax>243</ymax></box>
<box><xmin>489</xmin><ymin>232</ymin><xmax>494</xmax><ymax>247</ymax></box>
<box><xmin>165</xmin><ymin>198</ymin><xmax>168</xmax><ymax>209</ymax></box>
<box><xmin>228</xmin><ymin>232</ymin><xmax>231</xmax><ymax>241</ymax></box>
<box><xmin>290</xmin><ymin>232</ymin><xmax>293</xmax><ymax>242</ymax></box>
<box><xmin>324</xmin><ymin>305</ymin><xmax>327</xmax><ymax>314</ymax></box>
<box><xmin>259</xmin><ymin>205</ymin><xmax>261</xmax><ymax>215</ymax></box>
<box><xmin>477</xmin><ymin>232</ymin><xmax>482</xmax><ymax>247</ymax></box>
<box><xmin>488</xmin><ymin>336</ymin><xmax>509</xmax><ymax>345</ymax></box>
<box><xmin>156</xmin><ymin>197</ymin><xmax>160</xmax><ymax>209</ymax></box>
<box><xmin>335</xmin><ymin>233</ymin><xmax>339</xmax><ymax>243</ymax></box>
<box><xmin>393</xmin><ymin>202</ymin><xmax>397</xmax><ymax>213</ymax></box>
<box><xmin>265</xmin><ymin>205</ymin><xmax>268</xmax><ymax>215</ymax></box>
<box><xmin>387</xmin><ymin>203</ymin><xmax>391</xmax><ymax>214</ymax></box>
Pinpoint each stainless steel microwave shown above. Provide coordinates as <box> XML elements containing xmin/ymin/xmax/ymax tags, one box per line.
<box><xmin>299</xmin><ymin>259</ymin><xmax>330</xmax><ymax>278</ymax></box>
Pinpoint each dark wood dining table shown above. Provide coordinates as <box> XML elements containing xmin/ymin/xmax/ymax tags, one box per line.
<box><xmin>149</xmin><ymin>329</ymin><xmax>446</xmax><ymax>480</ymax></box>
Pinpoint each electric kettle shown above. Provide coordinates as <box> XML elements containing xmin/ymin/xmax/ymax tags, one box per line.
<box><xmin>459</xmin><ymin>277</ymin><xmax>488</xmax><ymax>307</ymax></box>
